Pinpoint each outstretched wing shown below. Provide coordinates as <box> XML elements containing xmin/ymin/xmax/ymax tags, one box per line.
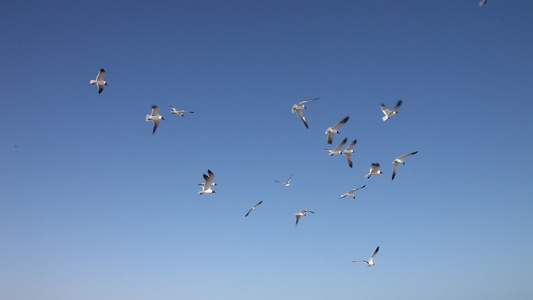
<box><xmin>296</xmin><ymin>110</ymin><xmax>309</xmax><ymax>128</ymax></box>
<box><xmin>298</xmin><ymin>97</ymin><xmax>319</xmax><ymax>105</ymax></box>
<box><xmin>96</xmin><ymin>69</ymin><xmax>106</xmax><ymax>81</ymax></box>
<box><xmin>380</xmin><ymin>103</ymin><xmax>391</xmax><ymax>115</ymax></box>
<box><xmin>399</xmin><ymin>151</ymin><xmax>418</xmax><ymax>160</ymax></box>
<box><xmin>393</xmin><ymin>100</ymin><xmax>402</xmax><ymax>111</ymax></box>
<box><xmin>151</xmin><ymin>105</ymin><xmax>160</xmax><ymax>116</ymax></box>
<box><xmin>370</xmin><ymin>246</ymin><xmax>380</xmax><ymax>260</ymax></box>
<box><xmin>392</xmin><ymin>161</ymin><xmax>399</xmax><ymax>180</ymax></box>
<box><xmin>346</xmin><ymin>153</ymin><xmax>353</xmax><ymax>168</ymax></box>
<box><xmin>333</xmin><ymin>138</ymin><xmax>348</xmax><ymax>152</ymax></box>
<box><xmin>332</xmin><ymin>116</ymin><xmax>349</xmax><ymax>130</ymax></box>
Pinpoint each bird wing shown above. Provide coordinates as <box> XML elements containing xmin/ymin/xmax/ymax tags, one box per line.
<box><xmin>151</xmin><ymin>105</ymin><xmax>160</xmax><ymax>116</ymax></box>
<box><xmin>352</xmin><ymin>260</ymin><xmax>369</xmax><ymax>264</ymax></box>
<box><xmin>274</xmin><ymin>180</ymin><xmax>286</xmax><ymax>185</ymax></box>
<box><xmin>295</xmin><ymin>214</ymin><xmax>301</xmax><ymax>225</ymax></box>
<box><xmin>354</xmin><ymin>185</ymin><xmax>366</xmax><ymax>192</ymax></box>
<box><xmin>333</xmin><ymin>138</ymin><xmax>347</xmax><ymax>152</ymax></box>
<box><xmin>203</xmin><ymin>172</ymin><xmax>214</xmax><ymax>188</ymax></box>
<box><xmin>97</xmin><ymin>83</ymin><xmax>105</xmax><ymax>94</ymax></box>
<box><xmin>96</xmin><ymin>69</ymin><xmax>106</xmax><ymax>81</ymax></box>
<box><xmin>370</xmin><ymin>163</ymin><xmax>380</xmax><ymax>173</ymax></box>
<box><xmin>332</xmin><ymin>116</ymin><xmax>349</xmax><ymax>130</ymax></box>
<box><xmin>298</xmin><ymin>97</ymin><xmax>319</xmax><ymax>105</ymax></box>
<box><xmin>370</xmin><ymin>246</ymin><xmax>380</xmax><ymax>260</ymax></box>
<box><xmin>392</xmin><ymin>161</ymin><xmax>399</xmax><ymax>180</ymax></box>
<box><xmin>393</xmin><ymin>100</ymin><xmax>402</xmax><ymax>111</ymax></box>
<box><xmin>346</xmin><ymin>153</ymin><xmax>353</xmax><ymax>168</ymax></box>
<box><xmin>380</xmin><ymin>103</ymin><xmax>390</xmax><ymax>115</ymax></box>
<box><xmin>296</xmin><ymin>110</ymin><xmax>309</xmax><ymax>128</ymax></box>
<box><xmin>245</xmin><ymin>208</ymin><xmax>253</xmax><ymax>217</ymax></box>
<box><xmin>254</xmin><ymin>200</ymin><xmax>263</xmax><ymax>208</ymax></box>
<box><xmin>170</xmin><ymin>105</ymin><xmax>178</xmax><ymax>113</ymax></box>
<box><xmin>286</xmin><ymin>174</ymin><xmax>293</xmax><ymax>183</ymax></box>
<box><xmin>152</xmin><ymin>119</ymin><xmax>160</xmax><ymax>134</ymax></box>
<box><xmin>399</xmin><ymin>151</ymin><xmax>418</xmax><ymax>160</ymax></box>
<box><xmin>346</xmin><ymin>139</ymin><xmax>357</xmax><ymax>150</ymax></box>
<box><xmin>327</xmin><ymin>131</ymin><xmax>335</xmax><ymax>144</ymax></box>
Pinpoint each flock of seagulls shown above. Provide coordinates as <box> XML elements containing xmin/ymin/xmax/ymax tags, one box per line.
<box><xmin>89</xmin><ymin>69</ymin><xmax>420</xmax><ymax>269</ymax></box>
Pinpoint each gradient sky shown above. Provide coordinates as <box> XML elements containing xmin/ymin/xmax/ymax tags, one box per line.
<box><xmin>1</xmin><ymin>1</ymin><xmax>532</xmax><ymax>299</ymax></box>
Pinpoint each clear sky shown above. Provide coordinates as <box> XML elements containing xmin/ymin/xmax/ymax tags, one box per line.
<box><xmin>1</xmin><ymin>1</ymin><xmax>532</xmax><ymax>299</ymax></box>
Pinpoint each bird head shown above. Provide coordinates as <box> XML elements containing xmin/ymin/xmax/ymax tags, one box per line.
<box><xmin>104</xmin><ymin>81</ymin><xmax>108</xmax><ymax>86</ymax></box>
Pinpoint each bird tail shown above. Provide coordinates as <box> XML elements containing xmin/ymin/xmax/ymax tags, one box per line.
<box><xmin>145</xmin><ymin>114</ymin><xmax>151</xmax><ymax>122</ymax></box>
<box><xmin>90</xmin><ymin>80</ymin><xmax>97</xmax><ymax>85</ymax></box>
<box><xmin>382</xmin><ymin>115</ymin><xmax>388</xmax><ymax>121</ymax></box>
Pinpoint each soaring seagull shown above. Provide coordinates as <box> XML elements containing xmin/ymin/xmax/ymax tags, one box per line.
<box><xmin>291</xmin><ymin>98</ymin><xmax>319</xmax><ymax>129</ymax></box>
<box><xmin>295</xmin><ymin>209</ymin><xmax>314</xmax><ymax>225</ymax></box>
<box><xmin>275</xmin><ymin>174</ymin><xmax>293</xmax><ymax>187</ymax></box>
<box><xmin>245</xmin><ymin>201</ymin><xmax>263</xmax><ymax>217</ymax></box>
<box><xmin>89</xmin><ymin>68</ymin><xmax>108</xmax><ymax>94</ymax></box>
<box><xmin>170</xmin><ymin>105</ymin><xmax>194</xmax><ymax>117</ymax></box>
<box><xmin>339</xmin><ymin>185</ymin><xmax>366</xmax><ymax>199</ymax></box>
<box><xmin>392</xmin><ymin>151</ymin><xmax>418</xmax><ymax>180</ymax></box>
<box><xmin>342</xmin><ymin>139</ymin><xmax>357</xmax><ymax>168</ymax></box>
<box><xmin>325</xmin><ymin>116</ymin><xmax>349</xmax><ymax>144</ymax></box>
<box><xmin>353</xmin><ymin>246</ymin><xmax>380</xmax><ymax>267</ymax></box>
<box><xmin>326</xmin><ymin>137</ymin><xmax>347</xmax><ymax>156</ymax></box>
<box><xmin>198</xmin><ymin>169</ymin><xmax>216</xmax><ymax>195</ymax></box>
<box><xmin>479</xmin><ymin>0</ymin><xmax>487</xmax><ymax>6</ymax></box>
<box><xmin>365</xmin><ymin>163</ymin><xmax>384</xmax><ymax>178</ymax></box>
<box><xmin>381</xmin><ymin>100</ymin><xmax>402</xmax><ymax>121</ymax></box>
<box><xmin>146</xmin><ymin>105</ymin><xmax>165</xmax><ymax>134</ymax></box>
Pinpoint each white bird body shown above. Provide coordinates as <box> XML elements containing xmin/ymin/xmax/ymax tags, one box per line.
<box><xmin>198</xmin><ymin>170</ymin><xmax>216</xmax><ymax>195</ymax></box>
<box><xmin>326</xmin><ymin>138</ymin><xmax>347</xmax><ymax>156</ymax></box>
<box><xmin>381</xmin><ymin>100</ymin><xmax>402</xmax><ymax>121</ymax></box>
<box><xmin>342</xmin><ymin>139</ymin><xmax>357</xmax><ymax>168</ymax></box>
<box><xmin>146</xmin><ymin>105</ymin><xmax>165</xmax><ymax>134</ymax></box>
<box><xmin>325</xmin><ymin>116</ymin><xmax>349</xmax><ymax>144</ymax></box>
<box><xmin>295</xmin><ymin>209</ymin><xmax>314</xmax><ymax>225</ymax></box>
<box><xmin>170</xmin><ymin>105</ymin><xmax>194</xmax><ymax>117</ymax></box>
<box><xmin>392</xmin><ymin>151</ymin><xmax>418</xmax><ymax>180</ymax></box>
<box><xmin>353</xmin><ymin>246</ymin><xmax>380</xmax><ymax>267</ymax></box>
<box><xmin>365</xmin><ymin>163</ymin><xmax>384</xmax><ymax>178</ymax></box>
<box><xmin>292</xmin><ymin>98</ymin><xmax>318</xmax><ymax>129</ymax></box>
<box><xmin>89</xmin><ymin>68</ymin><xmax>108</xmax><ymax>94</ymax></box>
<box><xmin>339</xmin><ymin>185</ymin><xmax>366</xmax><ymax>199</ymax></box>
<box><xmin>275</xmin><ymin>174</ymin><xmax>293</xmax><ymax>186</ymax></box>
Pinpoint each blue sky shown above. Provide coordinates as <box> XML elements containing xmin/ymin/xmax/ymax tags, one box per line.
<box><xmin>1</xmin><ymin>1</ymin><xmax>532</xmax><ymax>299</ymax></box>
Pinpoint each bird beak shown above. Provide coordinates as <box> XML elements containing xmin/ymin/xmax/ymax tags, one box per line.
<box><xmin>162</xmin><ymin>117</ymin><xmax>166</xmax><ymax>121</ymax></box>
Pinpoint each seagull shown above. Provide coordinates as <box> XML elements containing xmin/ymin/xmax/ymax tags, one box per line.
<box><xmin>198</xmin><ymin>169</ymin><xmax>216</xmax><ymax>195</ymax></box>
<box><xmin>381</xmin><ymin>100</ymin><xmax>402</xmax><ymax>121</ymax></box>
<box><xmin>392</xmin><ymin>151</ymin><xmax>418</xmax><ymax>180</ymax></box>
<box><xmin>146</xmin><ymin>105</ymin><xmax>165</xmax><ymax>134</ymax></box>
<box><xmin>89</xmin><ymin>68</ymin><xmax>108</xmax><ymax>94</ymax></box>
<box><xmin>339</xmin><ymin>185</ymin><xmax>366</xmax><ymax>199</ymax></box>
<box><xmin>295</xmin><ymin>209</ymin><xmax>314</xmax><ymax>225</ymax></box>
<box><xmin>291</xmin><ymin>98</ymin><xmax>319</xmax><ymax>129</ymax></box>
<box><xmin>170</xmin><ymin>105</ymin><xmax>194</xmax><ymax>117</ymax></box>
<box><xmin>365</xmin><ymin>163</ymin><xmax>384</xmax><ymax>178</ymax></box>
<box><xmin>325</xmin><ymin>116</ymin><xmax>349</xmax><ymax>144</ymax></box>
<box><xmin>274</xmin><ymin>174</ymin><xmax>293</xmax><ymax>187</ymax></box>
<box><xmin>325</xmin><ymin>138</ymin><xmax>347</xmax><ymax>156</ymax></box>
<box><xmin>353</xmin><ymin>246</ymin><xmax>380</xmax><ymax>267</ymax></box>
<box><xmin>245</xmin><ymin>201</ymin><xmax>263</xmax><ymax>217</ymax></box>
<box><xmin>342</xmin><ymin>139</ymin><xmax>357</xmax><ymax>168</ymax></box>
<box><xmin>479</xmin><ymin>0</ymin><xmax>487</xmax><ymax>6</ymax></box>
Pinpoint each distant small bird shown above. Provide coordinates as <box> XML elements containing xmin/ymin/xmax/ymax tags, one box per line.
<box><xmin>146</xmin><ymin>105</ymin><xmax>165</xmax><ymax>134</ymax></box>
<box><xmin>365</xmin><ymin>163</ymin><xmax>384</xmax><ymax>178</ymax></box>
<box><xmin>353</xmin><ymin>246</ymin><xmax>380</xmax><ymax>267</ymax></box>
<box><xmin>198</xmin><ymin>169</ymin><xmax>216</xmax><ymax>195</ymax></box>
<box><xmin>342</xmin><ymin>139</ymin><xmax>357</xmax><ymax>168</ymax></box>
<box><xmin>381</xmin><ymin>100</ymin><xmax>402</xmax><ymax>121</ymax></box>
<box><xmin>170</xmin><ymin>105</ymin><xmax>194</xmax><ymax>117</ymax></box>
<box><xmin>275</xmin><ymin>174</ymin><xmax>293</xmax><ymax>187</ymax></box>
<box><xmin>295</xmin><ymin>209</ymin><xmax>314</xmax><ymax>225</ymax></box>
<box><xmin>292</xmin><ymin>98</ymin><xmax>319</xmax><ymax>129</ymax></box>
<box><xmin>89</xmin><ymin>68</ymin><xmax>108</xmax><ymax>94</ymax></box>
<box><xmin>326</xmin><ymin>137</ymin><xmax>347</xmax><ymax>156</ymax></box>
<box><xmin>339</xmin><ymin>185</ymin><xmax>366</xmax><ymax>199</ymax></box>
<box><xmin>392</xmin><ymin>151</ymin><xmax>418</xmax><ymax>180</ymax></box>
<box><xmin>245</xmin><ymin>201</ymin><xmax>263</xmax><ymax>217</ymax></box>
<box><xmin>325</xmin><ymin>116</ymin><xmax>349</xmax><ymax>144</ymax></box>
<box><xmin>479</xmin><ymin>0</ymin><xmax>487</xmax><ymax>6</ymax></box>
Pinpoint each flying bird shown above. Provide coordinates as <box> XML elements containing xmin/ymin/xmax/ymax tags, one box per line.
<box><xmin>291</xmin><ymin>98</ymin><xmax>318</xmax><ymax>128</ymax></box>
<box><xmin>89</xmin><ymin>68</ymin><xmax>108</xmax><ymax>94</ymax></box>
<box><xmin>342</xmin><ymin>139</ymin><xmax>357</xmax><ymax>168</ymax></box>
<box><xmin>392</xmin><ymin>151</ymin><xmax>418</xmax><ymax>180</ymax></box>
<box><xmin>365</xmin><ymin>163</ymin><xmax>384</xmax><ymax>178</ymax></box>
<box><xmin>325</xmin><ymin>116</ymin><xmax>349</xmax><ymax>144</ymax></box>
<box><xmin>274</xmin><ymin>174</ymin><xmax>293</xmax><ymax>187</ymax></box>
<box><xmin>295</xmin><ymin>209</ymin><xmax>314</xmax><ymax>225</ymax></box>
<box><xmin>170</xmin><ymin>105</ymin><xmax>194</xmax><ymax>117</ymax></box>
<box><xmin>198</xmin><ymin>169</ymin><xmax>216</xmax><ymax>195</ymax></box>
<box><xmin>325</xmin><ymin>138</ymin><xmax>347</xmax><ymax>156</ymax></box>
<box><xmin>339</xmin><ymin>185</ymin><xmax>366</xmax><ymax>199</ymax></box>
<box><xmin>353</xmin><ymin>246</ymin><xmax>380</xmax><ymax>267</ymax></box>
<box><xmin>479</xmin><ymin>0</ymin><xmax>487</xmax><ymax>6</ymax></box>
<box><xmin>146</xmin><ymin>105</ymin><xmax>165</xmax><ymax>134</ymax></box>
<box><xmin>381</xmin><ymin>100</ymin><xmax>402</xmax><ymax>121</ymax></box>
<box><xmin>245</xmin><ymin>201</ymin><xmax>263</xmax><ymax>217</ymax></box>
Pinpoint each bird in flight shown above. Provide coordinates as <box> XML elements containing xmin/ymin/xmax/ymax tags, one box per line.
<box><xmin>353</xmin><ymin>246</ymin><xmax>380</xmax><ymax>267</ymax></box>
<box><xmin>295</xmin><ymin>209</ymin><xmax>314</xmax><ymax>225</ymax></box>
<box><xmin>146</xmin><ymin>105</ymin><xmax>165</xmax><ymax>134</ymax></box>
<box><xmin>325</xmin><ymin>116</ymin><xmax>349</xmax><ymax>144</ymax></box>
<box><xmin>325</xmin><ymin>137</ymin><xmax>347</xmax><ymax>156</ymax></box>
<box><xmin>275</xmin><ymin>174</ymin><xmax>293</xmax><ymax>187</ymax></box>
<box><xmin>198</xmin><ymin>169</ymin><xmax>216</xmax><ymax>195</ymax></box>
<box><xmin>365</xmin><ymin>163</ymin><xmax>384</xmax><ymax>178</ymax></box>
<box><xmin>292</xmin><ymin>98</ymin><xmax>319</xmax><ymax>129</ymax></box>
<box><xmin>339</xmin><ymin>185</ymin><xmax>366</xmax><ymax>199</ymax></box>
<box><xmin>342</xmin><ymin>139</ymin><xmax>357</xmax><ymax>168</ymax></box>
<box><xmin>89</xmin><ymin>68</ymin><xmax>108</xmax><ymax>94</ymax></box>
<box><xmin>170</xmin><ymin>105</ymin><xmax>194</xmax><ymax>117</ymax></box>
<box><xmin>245</xmin><ymin>201</ymin><xmax>263</xmax><ymax>217</ymax></box>
<box><xmin>392</xmin><ymin>151</ymin><xmax>418</xmax><ymax>180</ymax></box>
<box><xmin>479</xmin><ymin>0</ymin><xmax>487</xmax><ymax>6</ymax></box>
<box><xmin>381</xmin><ymin>100</ymin><xmax>402</xmax><ymax>121</ymax></box>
